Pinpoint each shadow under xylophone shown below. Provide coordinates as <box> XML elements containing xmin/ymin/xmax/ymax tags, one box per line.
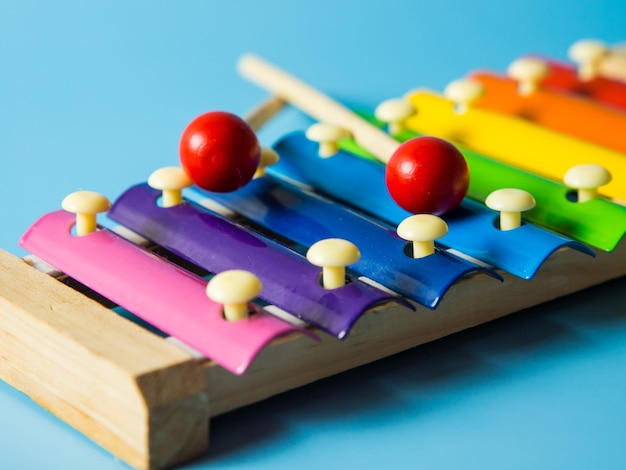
<box><xmin>2</xmin><ymin>42</ymin><xmax>626</xmax><ymax>469</ymax></box>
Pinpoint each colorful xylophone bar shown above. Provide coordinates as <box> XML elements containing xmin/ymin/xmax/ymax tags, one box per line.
<box><xmin>2</xmin><ymin>40</ymin><xmax>626</xmax><ymax>469</ymax></box>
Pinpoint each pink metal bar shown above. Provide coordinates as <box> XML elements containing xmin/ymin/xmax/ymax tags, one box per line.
<box><xmin>20</xmin><ymin>210</ymin><xmax>314</xmax><ymax>374</ymax></box>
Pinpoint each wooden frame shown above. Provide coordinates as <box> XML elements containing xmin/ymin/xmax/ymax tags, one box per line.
<box><xmin>2</xmin><ymin>238</ymin><xmax>625</xmax><ymax>469</ymax></box>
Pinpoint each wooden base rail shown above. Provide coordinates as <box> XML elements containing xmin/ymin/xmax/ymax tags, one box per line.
<box><xmin>1</xmin><ymin>244</ymin><xmax>625</xmax><ymax>468</ymax></box>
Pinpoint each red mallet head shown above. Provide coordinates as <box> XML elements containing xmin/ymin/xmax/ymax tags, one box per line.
<box><xmin>385</xmin><ymin>136</ymin><xmax>469</xmax><ymax>215</ymax></box>
<box><xmin>179</xmin><ymin>111</ymin><xmax>261</xmax><ymax>192</ymax></box>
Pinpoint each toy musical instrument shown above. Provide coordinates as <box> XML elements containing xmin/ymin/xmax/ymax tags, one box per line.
<box><xmin>2</xmin><ymin>42</ymin><xmax>626</xmax><ymax>469</ymax></box>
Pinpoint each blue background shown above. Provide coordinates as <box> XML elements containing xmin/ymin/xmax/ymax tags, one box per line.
<box><xmin>1</xmin><ymin>1</ymin><xmax>626</xmax><ymax>468</ymax></box>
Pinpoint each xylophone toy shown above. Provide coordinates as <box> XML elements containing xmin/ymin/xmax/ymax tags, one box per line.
<box><xmin>2</xmin><ymin>39</ymin><xmax>626</xmax><ymax>469</ymax></box>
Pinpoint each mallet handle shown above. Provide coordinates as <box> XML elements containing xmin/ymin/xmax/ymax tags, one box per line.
<box><xmin>238</xmin><ymin>54</ymin><xmax>399</xmax><ymax>163</ymax></box>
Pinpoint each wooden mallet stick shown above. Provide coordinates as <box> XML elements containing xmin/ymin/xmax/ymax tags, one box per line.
<box><xmin>238</xmin><ymin>54</ymin><xmax>399</xmax><ymax>164</ymax></box>
<box><xmin>244</xmin><ymin>95</ymin><xmax>286</xmax><ymax>132</ymax></box>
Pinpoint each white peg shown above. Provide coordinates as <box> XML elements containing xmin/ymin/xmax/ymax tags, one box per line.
<box><xmin>507</xmin><ymin>57</ymin><xmax>549</xmax><ymax>95</ymax></box>
<box><xmin>148</xmin><ymin>167</ymin><xmax>193</xmax><ymax>208</ymax></box>
<box><xmin>599</xmin><ymin>44</ymin><xmax>626</xmax><ymax>82</ymax></box>
<box><xmin>306</xmin><ymin>238</ymin><xmax>360</xmax><ymax>289</ymax></box>
<box><xmin>374</xmin><ymin>98</ymin><xmax>416</xmax><ymax>135</ymax></box>
<box><xmin>305</xmin><ymin>123</ymin><xmax>351</xmax><ymax>158</ymax></box>
<box><xmin>444</xmin><ymin>79</ymin><xmax>484</xmax><ymax>114</ymax></box>
<box><xmin>61</xmin><ymin>191</ymin><xmax>111</xmax><ymax>236</ymax></box>
<box><xmin>569</xmin><ymin>39</ymin><xmax>608</xmax><ymax>81</ymax></box>
<box><xmin>206</xmin><ymin>270</ymin><xmax>262</xmax><ymax>321</ymax></box>
<box><xmin>397</xmin><ymin>214</ymin><xmax>448</xmax><ymax>258</ymax></box>
<box><xmin>564</xmin><ymin>164</ymin><xmax>611</xmax><ymax>202</ymax></box>
<box><xmin>485</xmin><ymin>188</ymin><xmax>536</xmax><ymax>231</ymax></box>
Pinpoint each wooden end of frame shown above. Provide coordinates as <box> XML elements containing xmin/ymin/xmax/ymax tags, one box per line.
<box><xmin>0</xmin><ymin>248</ymin><xmax>210</xmax><ymax>470</ymax></box>
<box><xmin>2</xmin><ymin>239</ymin><xmax>626</xmax><ymax>468</ymax></box>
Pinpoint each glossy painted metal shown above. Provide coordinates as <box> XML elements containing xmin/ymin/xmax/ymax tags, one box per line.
<box><xmin>268</xmin><ymin>132</ymin><xmax>593</xmax><ymax>278</ymax></box>
<box><xmin>458</xmin><ymin>145</ymin><xmax>626</xmax><ymax>252</ymax></box>
<box><xmin>19</xmin><ymin>210</ymin><xmax>313</xmax><ymax>375</ymax></box>
<box><xmin>342</xmin><ymin>118</ymin><xmax>626</xmax><ymax>251</ymax></box>
<box><xmin>468</xmin><ymin>71</ymin><xmax>626</xmax><ymax>154</ymax></box>
<box><xmin>108</xmin><ymin>183</ymin><xmax>398</xmax><ymax>338</ymax></box>
<box><xmin>190</xmin><ymin>177</ymin><xmax>500</xmax><ymax>310</ymax></box>
<box><xmin>528</xmin><ymin>56</ymin><xmax>626</xmax><ymax>110</ymax></box>
<box><xmin>404</xmin><ymin>90</ymin><xmax>626</xmax><ymax>202</ymax></box>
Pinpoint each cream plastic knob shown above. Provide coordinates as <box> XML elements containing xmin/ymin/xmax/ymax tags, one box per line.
<box><xmin>305</xmin><ymin>123</ymin><xmax>350</xmax><ymax>158</ymax></box>
<box><xmin>397</xmin><ymin>214</ymin><xmax>448</xmax><ymax>258</ymax></box>
<box><xmin>148</xmin><ymin>167</ymin><xmax>193</xmax><ymax>208</ymax></box>
<box><xmin>443</xmin><ymin>79</ymin><xmax>484</xmax><ymax>114</ymax></box>
<box><xmin>507</xmin><ymin>57</ymin><xmax>549</xmax><ymax>95</ymax></box>
<box><xmin>485</xmin><ymin>188</ymin><xmax>536</xmax><ymax>231</ymax></box>
<box><xmin>253</xmin><ymin>147</ymin><xmax>280</xmax><ymax>178</ymax></box>
<box><xmin>564</xmin><ymin>164</ymin><xmax>611</xmax><ymax>202</ymax></box>
<box><xmin>206</xmin><ymin>270</ymin><xmax>262</xmax><ymax>321</ymax></box>
<box><xmin>306</xmin><ymin>238</ymin><xmax>360</xmax><ymax>289</ymax></box>
<box><xmin>61</xmin><ymin>191</ymin><xmax>111</xmax><ymax>236</ymax></box>
<box><xmin>600</xmin><ymin>46</ymin><xmax>626</xmax><ymax>82</ymax></box>
<box><xmin>569</xmin><ymin>39</ymin><xmax>608</xmax><ymax>81</ymax></box>
<box><xmin>374</xmin><ymin>98</ymin><xmax>416</xmax><ymax>135</ymax></box>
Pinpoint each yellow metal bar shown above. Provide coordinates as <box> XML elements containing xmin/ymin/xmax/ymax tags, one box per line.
<box><xmin>404</xmin><ymin>90</ymin><xmax>626</xmax><ymax>202</ymax></box>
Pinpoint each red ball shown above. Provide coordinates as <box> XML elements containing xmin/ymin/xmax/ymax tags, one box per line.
<box><xmin>385</xmin><ymin>136</ymin><xmax>469</xmax><ymax>215</ymax></box>
<box><xmin>179</xmin><ymin>111</ymin><xmax>260</xmax><ymax>192</ymax></box>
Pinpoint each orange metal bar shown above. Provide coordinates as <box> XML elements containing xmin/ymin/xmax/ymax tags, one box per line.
<box><xmin>469</xmin><ymin>71</ymin><xmax>626</xmax><ymax>154</ymax></box>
